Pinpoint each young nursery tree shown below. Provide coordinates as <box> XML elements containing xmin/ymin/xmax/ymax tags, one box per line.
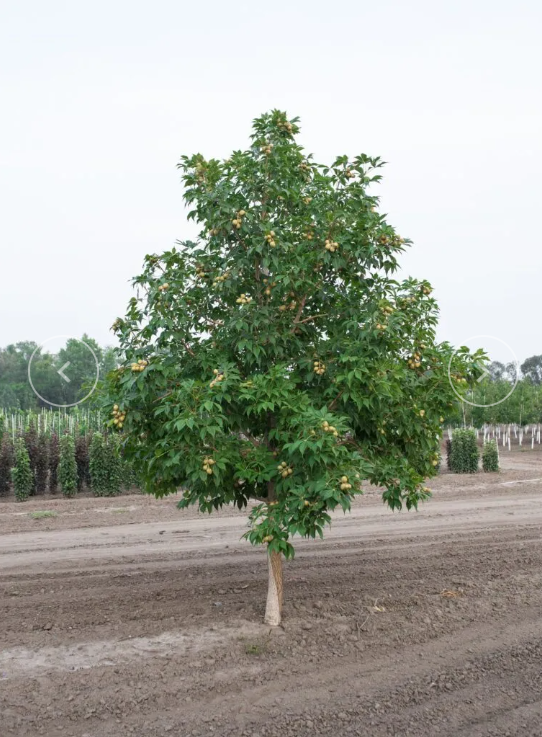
<box><xmin>0</xmin><ymin>432</ymin><xmax>14</xmax><ymax>496</ymax></box>
<box><xmin>49</xmin><ymin>432</ymin><xmax>60</xmax><ymax>493</ymax></box>
<box><xmin>23</xmin><ymin>423</ymin><xmax>39</xmax><ymax>495</ymax></box>
<box><xmin>107</xmin><ymin>111</ymin><xmax>479</xmax><ymax>625</ymax></box>
<box><xmin>75</xmin><ymin>434</ymin><xmax>91</xmax><ymax>491</ymax></box>
<box><xmin>35</xmin><ymin>434</ymin><xmax>49</xmax><ymax>494</ymax></box>
<box><xmin>58</xmin><ymin>434</ymin><xmax>78</xmax><ymax>498</ymax></box>
<box><xmin>482</xmin><ymin>439</ymin><xmax>499</xmax><ymax>472</ymax></box>
<box><xmin>449</xmin><ymin>428</ymin><xmax>480</xmax><ymax>473</ymax></box>
<box><xmin>89</xmin><ymin>432</ymin><xmax>123</xmax><ymax>496</ymax></box>
<box><xmin>11</xmin><ymin>439</ymin><xmax>34</xmax><ymax>502</ymax></box>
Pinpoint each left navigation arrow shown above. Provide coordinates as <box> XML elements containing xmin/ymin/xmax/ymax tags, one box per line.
<box><xmin>57</xmin><ymin>362</ymin><xmax>71</xmax><ymax>383</ymax></box>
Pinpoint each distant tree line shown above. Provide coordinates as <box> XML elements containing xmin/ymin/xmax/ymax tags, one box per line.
<box><xmin>1</xmin><ymin>336</ymin><xmax>541</xmax><ymax>426</ymax></box>
<box><xmin>448</xmin><ymin>355</ymin><xmax>542</xmax><ymax>426</ymax></box>
<box><xmin>0</xmin><ymin>336</ymin><xmax>118</xmax><ymax>409</ymax></box>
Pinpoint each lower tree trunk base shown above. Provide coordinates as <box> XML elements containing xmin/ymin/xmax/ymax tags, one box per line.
<box><xmin>264</xmin><ymin>549</ymin><xmax>283</xmax><ymax>626</ymax></box>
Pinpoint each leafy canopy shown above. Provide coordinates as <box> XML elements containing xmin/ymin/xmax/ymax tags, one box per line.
<box><xmin>108</xmin><ymin>110</ymin><xmax>476</xmax><ymax>558</ymax></box>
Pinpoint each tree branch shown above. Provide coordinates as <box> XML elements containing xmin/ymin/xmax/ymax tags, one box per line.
<box><xmin>154</xmin><ymin>390</ymin><xmax>174</xmax><ymax>403</ymax></box>
<box><xmin>298</xmin><ymin>313</ymin><xmax>327</xmax><ymax>325</ymax></box>
<box><xmin>328</xmin><ymin>389</ymin><xmax>344</xmax><ymax>410</ymax></box>
<box><xmin>290</xmin><ymin>296</ymin><xmax>307</xmax><ymax>333</ymax></box>
<box><xmin>183</xmin><ymin>341</ymin><xmax>195</xmax><ymax>357</ymax></box>
<box><xmin>242</xmin><ymin>433</ymin><xmax>263</xmax><ymax>448</ymax></box>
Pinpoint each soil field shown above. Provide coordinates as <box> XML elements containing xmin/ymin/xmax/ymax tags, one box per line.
<box><xmin>1</xmin><ymin>450</ymin><xmax>542</xmax><ymax>737</ymax></box>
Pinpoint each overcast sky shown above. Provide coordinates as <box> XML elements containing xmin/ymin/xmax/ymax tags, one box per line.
<box><xmin>1</xmin><ymin>0</ymin><xmax>540</xmax><ymax>364</ymax></box>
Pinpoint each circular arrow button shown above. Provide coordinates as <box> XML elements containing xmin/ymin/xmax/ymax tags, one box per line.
<box><xmin>447</xmin><ymin>335</ymin><xmax>519</xmax><ymax>408</ymax></box>
<box><xmin>28</xmin><ymin>336</ymin><xmax>100</xmax><ymax>408</ymax></box>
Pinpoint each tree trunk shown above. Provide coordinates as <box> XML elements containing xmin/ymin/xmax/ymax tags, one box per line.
<box><xmin>264</xmin><ymin>549</ymin><xmax>283</xmax><ymax>626</ymax></box>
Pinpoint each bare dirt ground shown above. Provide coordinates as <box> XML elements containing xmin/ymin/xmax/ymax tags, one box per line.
<box><xmin>1</xmin><ymin>450</ymin><xmax>542</xmax><ymax>737</ymax></box>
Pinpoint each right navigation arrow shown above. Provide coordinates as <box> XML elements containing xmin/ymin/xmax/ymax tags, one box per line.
<box><xmin>477</xmin><ymin>365</ymin><xmax>490</xmax><ymax>383</ymax></box>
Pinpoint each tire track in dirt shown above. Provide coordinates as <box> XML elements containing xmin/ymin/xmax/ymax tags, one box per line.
<box><xmin>1</xmin><ymin>491</ymin><xmax>541</xmax><ymax>572</ymax></box>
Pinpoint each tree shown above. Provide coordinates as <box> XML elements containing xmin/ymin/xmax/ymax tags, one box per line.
<box><xmin>0</xmin><ymin>336</ymin><xmax>115</xmax><ymax>410</ymax></box>
<box><xmin>521</xmin><ymin>355</ymin><xmax>542</xmax><ymax>385</ymax></box>
<box><xmin>58</xmin><ymin>434</ymin><xmax>78</xmax><ymax>497</ymax></box>
<box><xmin>89</xmin><ymin>432</ymin><xmax>107</xmax><ymax>495</ymax></box>
<box><xmin>0</xmin><ymin>432</ymin><xmax>14</xmax><ymax>496</ymax></box>
<box><xmin>0</xmin><ymin>342</ymin><xmax>41</xmax><ymax>410</ymax></box>
<box><xmin>101</xmin><ymin>346</ymin><xmax>119</xmax><ymax>376</ymax></box>
<box><xmin>56</xmin><ymin>335</ymin><xmax>102</xmax><ymax>406</ymax></box>
<box><xmin>75</xmin><ymin>434</ymin><xmax>90</xmax><ymax>491</ymax></box>
<box><xmin>482</xmin><ymin>440</ymin><xmax>499</xmax><ymax>472</ymax></box>
<box><xmin>11</xmin><ymin>439</ymin><xmax>34</xmax><ymax>502</ymax></box>
<box><xmin>35</xmin><ymin>434</ymin><xmax>49</xmax><ymax>494</ymax></box>
<box><xmin>448</xmin><ymin>429</ymin><xmax>479</xmax><ymax>473</ymax></box>
<box><xmin>487</xmin><ymin>361</ymin><xmax>504</xmax><ymax>382</ymax></box>
<box><xmin>107</xmin><ymin>110</ymin><xmax>478</xmax><ymax>625</ymax></box>
<box><xmin>23</xmin><ymin>423</ymin><xmax>39</xmax><ymax>495</ymax></box>
<box><xmin>89</xmin><ymin>432</ymin><xmax>123</xmax><ymax>496</ymax></box>
<box><xmin>49</xmin><ymin>432</ymin><xmax>60</xmax><ymax>493</ymax></box>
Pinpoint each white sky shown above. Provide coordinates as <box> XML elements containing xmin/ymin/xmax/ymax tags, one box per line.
<box><xmin>1</xmin><ymin>0</ymin><xmax>540</xmax><ymax>363</ymax></box>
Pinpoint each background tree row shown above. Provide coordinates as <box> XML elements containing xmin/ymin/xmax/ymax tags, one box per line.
<box><xmin>0</xmin><ymin>424</ymin><xmax>138</xmax><ymax>500</ymax></box>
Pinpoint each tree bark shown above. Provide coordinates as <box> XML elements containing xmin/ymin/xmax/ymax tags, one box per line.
<box><xmin>264</xmin><ymin>548</ymin><xmax>283</xmax><ymax>626</ymax></box>
<box><xmin>263</xmin><ymin>416</ymin><xmax>283</xmax><ymax>626</ymax></box>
